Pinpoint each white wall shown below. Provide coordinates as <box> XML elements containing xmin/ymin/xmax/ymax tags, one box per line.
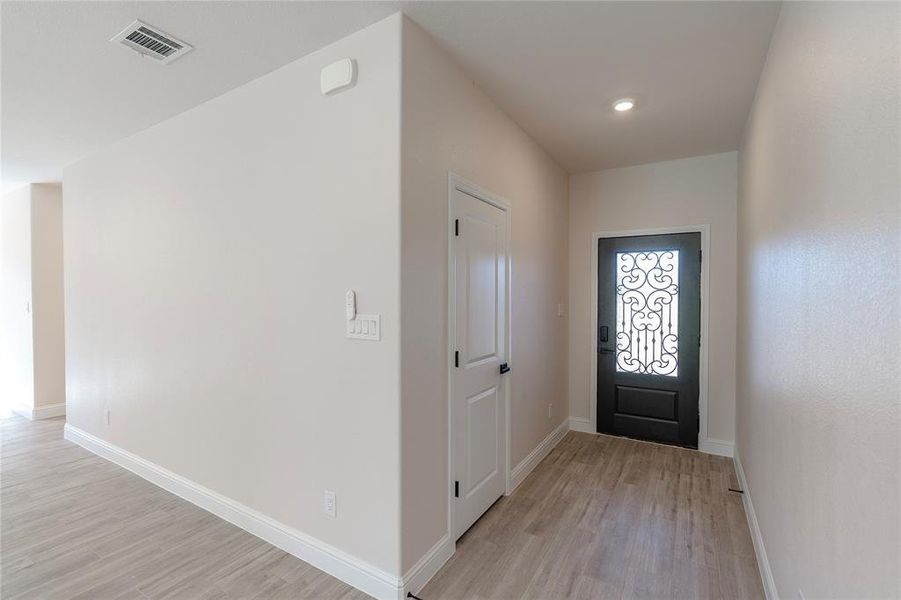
<box><xmin>30</xmin><ymin>183</ymin><xmax>65</xmax><ymax>410</ymax></box>
<box><xmin>737</xmin><ymin>2</ymin><xmax>900</xmax><ymax>597</ymax></box>
<box><xmin>62</xmin><ymin>12</ymin><xmax>570</xmax><ymax>585</ymax></box>
<box><xmin>568</xmin><ymin>152</ymin><xmax>738</xmax><ymax>446</ymax></box>
<box><xmin>1</xmin><ymin>185</ymin><xmax>34</xmax><ymax>414</ymax></box>
<box><xmin>400</xmin><ymin>17</ymin><xmax>570</xmax><ymax>571</ymax></box>
<box><xmin>64</xmin><ymin>14</ymin><xmax>403</xmax><ymax>576</ymax></box>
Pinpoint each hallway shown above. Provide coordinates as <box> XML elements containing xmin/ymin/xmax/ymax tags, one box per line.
<box><xmin>423</xmin><ymin>432</ymin><xmax>762</xmax><ymax>599</ymax></box>
<box><xmin>3</xmin><ymin>416</ymin><xmax>762</xmax><ymax>599</ymax></box>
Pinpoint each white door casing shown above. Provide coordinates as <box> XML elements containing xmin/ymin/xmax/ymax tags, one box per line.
<box><xmin>449</xmin><ymin>175</ymin><xmax>511</xmax><ymax>541</ymax></box>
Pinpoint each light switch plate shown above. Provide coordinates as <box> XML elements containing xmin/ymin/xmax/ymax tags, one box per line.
<box><xmin>346</xmin><ymin>314</ymin><xmax>380</xmax><ymax>341</ymax></box>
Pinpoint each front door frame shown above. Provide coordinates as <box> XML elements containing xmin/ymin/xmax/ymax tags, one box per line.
<box><xmin>589</xmin><ymin>225</ymin><xmax>711</xmax><ymax>449</ymax></box>
<box><xmin>446</xmin><ymin>172</ymin><xmax>513</xmax><ymax>545</ymax></box>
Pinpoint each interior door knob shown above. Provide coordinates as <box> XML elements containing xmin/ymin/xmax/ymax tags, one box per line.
<box><xmin>499</xmin><ymin>363</ymin><xmax>510</xmax><ymax>374</ymax></box>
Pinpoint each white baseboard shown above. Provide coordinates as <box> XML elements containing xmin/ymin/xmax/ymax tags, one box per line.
<box><xmin>699</xmin><ymin>436</ymin><xmax>734</xmax><ymax>457</ymax></box>
<box><xmin>11</xmin><ymin>402</ymin><xmax>66</xmax><ymax>420</ymax></box>
<box><xmin>568</xmin><ymin>416</ymin><xmax>594</xmax><ymax>433</ymax></box>
<box><xmin>63</xmin><ymin>424</ymin><xmax>408</xmax><ymax>600</ymax></box>
<box><xmin>733</xmin><ymin>450</ymin><xmax>778</xmax><ymax>599</ymax></box>
<box><xmin>400</xmin><ymin>534</ymin><xmax>453</xmax><ymax>597</ymax></box>
<box><xmin>510</xmin><ymin>419</ymin><xmax>569</xmax><ymax>492</ymax></box>
<box><xmin>34</xmin><ymin>402</ymin><xmax>66</xmax><ymax>419</ymax></box>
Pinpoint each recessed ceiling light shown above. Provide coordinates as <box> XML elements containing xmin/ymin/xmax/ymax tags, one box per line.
<box><xmin>613</xmin><ymin>98</ymin><xmax>635</xmax><ymax>112</ymax></box>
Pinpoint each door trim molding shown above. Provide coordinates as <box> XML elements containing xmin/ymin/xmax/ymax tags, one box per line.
<box><xmin>446</xmin><ymin>172</ymin><xmax>512</xmax><ymax>545</ymax></box>
<box><xmin>588</xmin><ymin>225</ymin><xmax>713</xmax><ymax>450</ymax></box>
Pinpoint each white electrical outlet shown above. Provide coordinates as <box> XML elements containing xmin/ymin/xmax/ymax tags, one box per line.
<box><xmin>105</xmin><ymin>408</ymin><xmax>111</xmax><ymax>425</ymax></box>
<box><xmin>548</xmin><ymin>404</ymin><xmax>553</xmax><ymax>418</ymax></box>
<box><xmin>324</xmin><ymin>491</ymin><xmax>336</xmax><ymax>518</ymax></box>
<box><xmin>557</xmin><ymin>303</ymin><xmax>564</xmax><ymax>317</ymax></box>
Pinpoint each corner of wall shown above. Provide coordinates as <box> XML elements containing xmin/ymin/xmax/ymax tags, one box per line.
<box><xmin>29</xmin><ymin>182</ymin><xmax>66</xmax><ymax>410</ymax></box>
<box><xmin>398</xmin><ymin>11</ymin><xmax>570</xmax><ymax>581</ymax></box>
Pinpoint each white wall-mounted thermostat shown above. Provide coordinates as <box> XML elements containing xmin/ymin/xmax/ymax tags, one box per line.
<box><xmin>321</xmin><ymin>58</ymin><xmax>357</xmax><ymax>96</ymax></box>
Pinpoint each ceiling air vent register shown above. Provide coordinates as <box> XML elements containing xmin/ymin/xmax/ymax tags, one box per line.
<box><xmin>111</xmin><ymin>20</ymin><xmax>193</xmax><ymax>64</ymax></box>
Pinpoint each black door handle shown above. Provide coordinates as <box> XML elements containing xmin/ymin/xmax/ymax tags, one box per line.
<box><xmin>598</xmin><ymin>348</ymin><xmax>616</xmax><ymax>354</ymax></box>
<box><xmin>499</xmin><ymin>363</ymin><xmax>510</xmax><ymax>374</ymax></box>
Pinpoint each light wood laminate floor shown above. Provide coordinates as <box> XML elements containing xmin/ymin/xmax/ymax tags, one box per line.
<box><xmin>1</xmin><ymin>416</ymin><xmax>368</xmax><ymax>600</ymax></box>
<box><xmin>2</xmin><ymin>416</ymin><xmax>762</xmax><ymax>599</ymax></box>
<box><xmin>421</xmin><ymin>431</ymin><xmax>763</xmax><ymax>600</ymax></box>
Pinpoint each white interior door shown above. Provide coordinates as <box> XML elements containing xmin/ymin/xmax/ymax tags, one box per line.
<box><xmin>451</xmin><ymin>185</ymin><xmax>508</xmax><ymax>541</ymax></box>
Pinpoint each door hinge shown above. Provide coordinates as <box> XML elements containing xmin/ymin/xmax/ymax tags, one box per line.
<box><xmin>455</xmin><ymin>219</ymin><xmax>459</xmax><ymax>237</ymax></box>
<box><xmin>454</xmin><ymin>351</ymin><xmax>459</xmax><ymax>368</ymax></box>
<box><xmin>454</xmin><ymin>480</ymin><xmax>459</xmax><ymax>498</ymax></box>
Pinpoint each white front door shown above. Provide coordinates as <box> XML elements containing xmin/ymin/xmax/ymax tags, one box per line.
<box><xmin>451</xmin><ymin>185</ymin><xmax>508</xmax><ymax>541</ymax></box>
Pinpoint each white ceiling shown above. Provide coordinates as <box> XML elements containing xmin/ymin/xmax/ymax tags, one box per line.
<box><xmin>412</xmin><ymin>1</ymin><xmax>781</xmax><ymax>173</ymax></box>
<box><xmin>1</xmin><ymin>1</ymin><xmax>779</xmax><ymax>188</ymax></box>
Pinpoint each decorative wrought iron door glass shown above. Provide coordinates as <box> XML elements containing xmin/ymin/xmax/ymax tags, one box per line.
<box><xmin>615</xmin><ymin>250</ymin><xmax>679</xmax><ymax>376</ymax></box>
